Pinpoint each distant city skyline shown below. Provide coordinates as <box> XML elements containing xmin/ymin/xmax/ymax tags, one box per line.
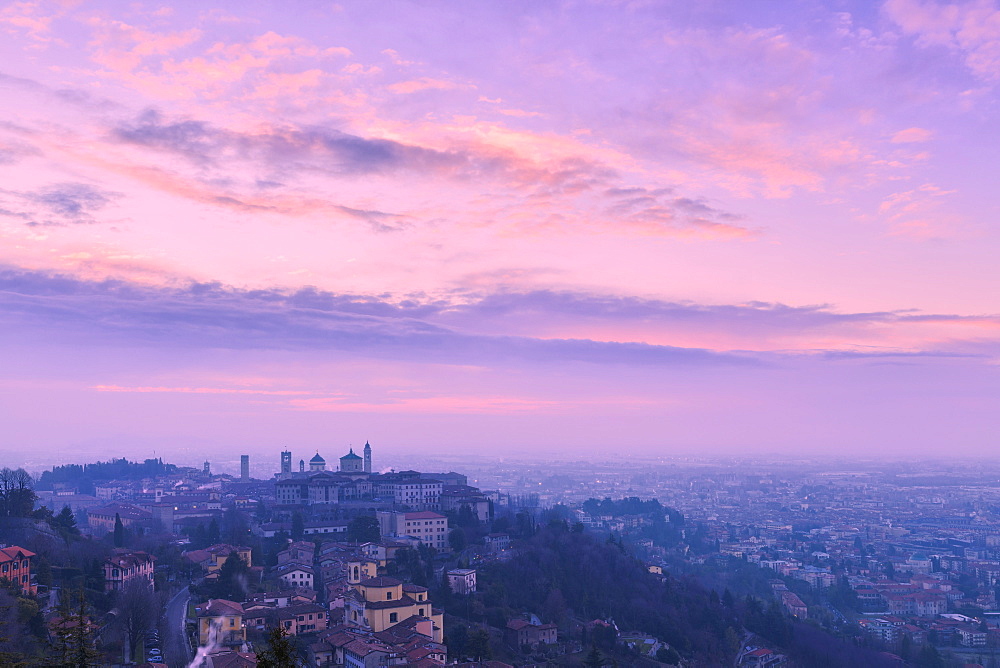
<box><xmin>2</xmin><ymin>0</ymin><xmax>999</xmax><ymax>459</ymax></box>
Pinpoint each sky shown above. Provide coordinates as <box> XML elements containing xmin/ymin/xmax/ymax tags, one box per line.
<box><xmin>2</xmin><ymin>0</ymin><xmax>1000</xmax><ymax>468</ymax></box>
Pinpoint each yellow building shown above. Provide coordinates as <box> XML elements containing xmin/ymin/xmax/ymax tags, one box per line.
<box><xmin>184</xmin><ymin>544</ymin><xmax>252</xmax><ymax>574</ymax></box>
<box><xmin>196</xmin><ymin>599</ymin><xmax>246</xmax><ymax>648</ymax></box>
<box><xmin>344</xmin><ymin>576</ymin><xmax>444</xmax><ymax>643</ymax></box>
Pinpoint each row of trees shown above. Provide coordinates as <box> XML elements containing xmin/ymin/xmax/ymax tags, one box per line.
<box><xmin>0</xmin><ymin>468</ymin><xmax>36</xmax><ymax>518</ymax></box>
<box><xmin>36</xmin><ymin>458</ymin><xmax>177</xmax><ymax>493</ymax></box>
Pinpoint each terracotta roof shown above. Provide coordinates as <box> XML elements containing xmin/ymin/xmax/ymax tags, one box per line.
<box><xmin>0</xmin><ymin>546</ymin><xmax>35</xmax><ymax>562</ymax></box>
<box><xmin>198</xmin><ymin>599</ymin><xmax>244</xmax><ymax>617</ymax></box>
<box><xmin>106</xmin><ymin>549</ymin><xmax>155</xmax><ymax>569</ymax></box>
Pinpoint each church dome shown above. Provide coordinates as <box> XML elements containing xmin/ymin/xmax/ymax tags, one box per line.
<box><xmin>341</xmin><ymin>448</ymin><xmax>362</xmax><ymax>460</ymax></box>
<box><xmin>310</xmin><ymin>452</ymin><xmax>325</xmax><ymax>463</ymax></box>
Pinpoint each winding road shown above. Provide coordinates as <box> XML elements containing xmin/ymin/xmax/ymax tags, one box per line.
<box><xmin>163</xmin><ymin>585</ymin><xmax>192</xmax><ymax>668</ymax></box>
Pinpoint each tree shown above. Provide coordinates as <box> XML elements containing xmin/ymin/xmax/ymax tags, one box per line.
<box><xmin>917</xmin><ymin>644</ymin><xmax>945</xmax><ymax>668</ymax></box>
<box><xmin>0</xmin><ymin>468</ymin><xmax>35</xmax><ymax>518</ymax></box>
<box><xmin>224</xmin><ymin>506</ymin><xmax>249</xmax><ymax>545</ymax></box>
<box><xmin>436</xmin><ymin>571</ymin><xmax>454</xmax><ymax>607</ymax></box>
<box><xmin>543</xmin><ymin>588</ymin><xmax>567</xmax><ymax>626</ymax></box>
<box><xmin>214</xmin><ymin>551</ymin><xmax>249</xmax><ymax>600</ymax></box>
<box><xmin>347</xmin><ymin>515</ymin><xmax>380</xmax><ymax>543</ymax></box>
<box><xmin>193</xmin><ymin>523</ymin><xmax>208</xmax><ymax>549</ymax></box>
<box><xmin>0</xmin><ymin>588</ymin><xmax>34</xmax><ymax>666</ymax></box>
<box><xmin>54</xmin><ymin>505</ymin><xmax>80</xmax><ymax>543</ymax></box>
<box><xmin>113</xmin><ymin>513</ymin><xmax>124</xmax><ymax>548</ymax></box>
<box><xmin>207</xmin><ymin>517</ymin><xmax>221</xmax><ymax>545</ymax></box>
<box><xmin>113</xmin><ymin>578</ymin><xmax>159</xmax><ymax>663</ymax></box>
<box><xmin>656</xmin><ymin>646</ymin><xmax>681</xmax><ymax>665</ymax></box>
<box><xmin>291</xmin><ymin>512</ymin><xmax>305</xmax><ymax>541</ymax></box>
<box><xmin>447</xmin><ymin>623</ymin><xmax>469</xmax><ymax>658</ymax></box>
<box><xmin>50</xmin><ymin>590</ymin><xmax>99</xmax><ymax>668</ymax></box>
<box><xmin>584</xmin><ymin>645</ymin><xmax>604</xmax><ymax>668</ymax></box>
<box><xmin>467</xmin><ymin>628</ymin><xmax>492</xmax><ymax>661</ymax></box>
<box><xmin>449</xmin><ymin>528</ymin><xmax>467</xmax><ymax>552</ymax></box>
<box><xmin>256</xmin><ymin>626</ymin><xmax>304</xmax><ymax>668</ymax></box>
<box><xmin>458</xmin><ymin>504</ymin><xmax>477</xmax><ymax>528</ymax></box>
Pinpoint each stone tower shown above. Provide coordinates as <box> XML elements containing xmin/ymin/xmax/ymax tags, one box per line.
<box><xmin>364</xmin><ymin>441</ymin><xmax>372</xmax><ymax>473</ymax></box>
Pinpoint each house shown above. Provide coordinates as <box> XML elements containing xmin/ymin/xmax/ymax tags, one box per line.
<box><xmin>0</xmin><ymin>545</ymin><xmax>36</xmax><ymax>595</ymax></box>
<box><xmin>342</xmin><ymin>576</ymin><xmax>443</xmax><ymax>642</ymax></box>
<box><xmin>743</xmin><ymin>647</ymin><xmax>783</xmax><ymax>667</ymax></box>
<box><xmin>87</xmin><ymin>503</ymin><xmax>152</xmax><ymax>534</ymax></box>
<box><xmin>484</xmin><ymin>533</ymin><xmax>510</xmax><ymax>553</ymax></box>
<box><xmin>376</xmin><ymin>511</ymin><xmax>449</xmax><ymax>551</ymax></box>
<box><xmin>305</xmin><ymin>519</ymin><xmax>350</xmax><ymax>536</ymax></box>
<box><xmin>184</xmin><ymin>544</ymin><xmax>252</xmax><ymax>574</ymax></box>
<box><xmin>247</xmin><ymin>588</ymin><xmax>316</xmax><ymax>608</ymax></box>
<box><xmin>779</xmin><ymin>592</ymin><xmax>807</xmax><ymax>619</ymax></box>
<box><xmin>277</xmin><ymin>603</ymin><xmax>329</xmax><ymax>635</ymax></box>
<box><xmin>505</xmin><ymin>619</ymin><xmax>557</xmax><ymax>648</ymax></box>
<box><xmin>277</xmin><ymin>562</ymin><xmax>315</xmax><ymax>589</ymax></box>
<box><xmin>196</xmin><ymin>599</ymin><xmax>246</xmax><ymax>648</ymax></box>
<box><xmin>447</xmin><ymin>569</ymin><xmax>477</xmax><ymax>595</ymax></box>
<box><xmin>277</xmin><ymin>541</ymin><xmax>315</xmax><ymax>565</ymax></box>
<box><xmin>103</xmin><ymin>549</ymin><xmax>156</xmax><ymax>592</ymax></box>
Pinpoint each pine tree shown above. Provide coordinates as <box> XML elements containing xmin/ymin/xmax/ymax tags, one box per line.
<box><xmin>208</xmin><ymin>517</ymin><xmax>221</xmax><ymax>545</ymax></box>
<box><xmin>291</xmin><ymin>512</ymin><xmax>305</xmax><ymax>541</ymax></box>
<box><xmin>113</xmin><ymin>512</ymin><xmax>124</xmax><ymax>548</ymax></box>
<box><xmin>50</xmin><ymin>590</ymin><xmax>98</xmax><ymax>668</ymax></box>
<box><xmin>585</xmin><ymin>645</ymin><xmax>604</xmax><ymax>668</ymax></box>
<box><xmin>256</xmin><ymin>626</ymin><xmax>303</xmax><ymax>668</ymax></box>
<box><xmin>467</xmin><ymin>628</ymin><xmax>492</xmax><ymax>661</ymax></box>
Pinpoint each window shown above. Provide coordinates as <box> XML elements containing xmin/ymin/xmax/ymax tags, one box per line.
<box><xmin>389</xmin><ymin>613</ymin><xmax>398</xmax><ymax>623</ymax></box>
<box><xmin>230</xmin><ymin>618</ymin><xmax>235</xmax><ymax>627</ymax></box>
<box><xmin>386</xmin><ymin>591</ymin><xmax>393</xmax><ymax>600</ymax></box>
<box><xmin>419</xmin><ymin>608</ymin><xmax>424</xmax><ymax>616</ymax></box>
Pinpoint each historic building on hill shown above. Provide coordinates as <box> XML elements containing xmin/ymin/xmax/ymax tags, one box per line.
<box><xmin>274</xmin><ymin>445</ymin><xmax>453</xmax><ymax>512</ymax></box>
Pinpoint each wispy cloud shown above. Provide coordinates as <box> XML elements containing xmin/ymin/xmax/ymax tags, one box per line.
<box><xmin>0</xmin><ymin>182</ymin><xmax>121</xmax><ymax>226</ymax></box>
<box><xmin>885</xmin><ymin>0</ymin><xmax>1000</xmax><ymax>81</ymax></box>
<box><xmin>0</xmin><ymin>268</ymin><xmax>761</xmax><ymax>368</ymax></box>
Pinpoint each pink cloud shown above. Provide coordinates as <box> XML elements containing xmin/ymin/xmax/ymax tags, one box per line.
<box><xmin>387</xmin><ymin>77</ymin><xmax>466</xmax><ymax>95</ymax></box>
<box><xmin>885</xmin><ymin>0</ymin><xmax>1000</xmax><ymax>80</ymax></box>
<box><xmin>245</xmin><ymin>68</ymin><xmax>326</xmax><ymax>100</ymax></box>
<box><xmin>91</xmin><ymin>384</ymin><xmax>315</xmax><ymax>396</ymax></box>
<box><xmin>0</xmin><ymin>1</ymin><xmax>54</xmax><ymax>42</ymax></box>
<box><xmin>891</xmin><ymin>127</ymin><xmax>934</xmax><ymax>143</ymax></box>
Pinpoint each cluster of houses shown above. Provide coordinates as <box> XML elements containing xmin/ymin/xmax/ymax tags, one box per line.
<box><xmin>180</xmin><ymin>535</ymin><xmax>451</xmax><ymax>668</ymax></box>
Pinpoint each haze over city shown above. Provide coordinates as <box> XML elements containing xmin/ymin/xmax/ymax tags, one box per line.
<box><xmin>2</xmin><ymin>0</ymin><xmax>1000</xmax><ymax>463</ymax></box>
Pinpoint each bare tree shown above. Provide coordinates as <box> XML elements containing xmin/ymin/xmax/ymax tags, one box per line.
<box><xmin>113</xmin><ymin>578</ymin><xmax>160</xmax><ymax>663</ymax></box>
<box><xmin>0</xmin><ymin>468</ymin><xmax>35</xmax><ymax>518</ymax></box>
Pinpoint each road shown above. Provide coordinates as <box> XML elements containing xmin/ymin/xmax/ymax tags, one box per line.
<box><xmin>163</xmin><ymin>585</ymin><xmax>192</xmax><ymax>668</ymax></box>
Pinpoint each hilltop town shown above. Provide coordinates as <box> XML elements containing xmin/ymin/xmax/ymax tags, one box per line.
<box><xmin>5</xmin><ymin>454</ymin><xmax>1000</xmax><ymax>666</ymax></box>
